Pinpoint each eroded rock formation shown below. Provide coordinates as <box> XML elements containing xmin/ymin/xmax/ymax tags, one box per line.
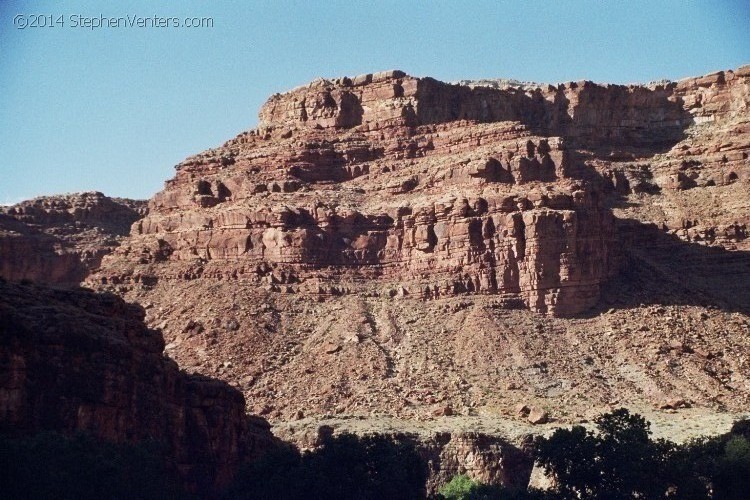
<box><xmin>94</xmin><ymin>70</ymin><xmax>652</xmax><ymax>317</ymax></box>
<box><xmin>3</xmin><ymin>66</ymin><xmax>748</xmax><ymax>495</ymax></box>
<box><xmin>92</xmin><ymin>67</ymin><xmax>749</xmax><ymax>319</ymax></box>
<box><xmin>423</xmin><ymin>431</ymin><xmax>533</xmax><ymax>494</ymax></box>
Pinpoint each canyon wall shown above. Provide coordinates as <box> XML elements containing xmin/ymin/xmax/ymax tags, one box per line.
<box><xmin>95</xmin><ymin>71</ymin><xmax>647</xmax><ymax>317</ymax></box>
<box><xmin>1</xmin><ymin>66</ymin><xmax>748</xmax><ymax>493</ymax></box>
<box><xmin>81</xmin><ymin>66</ymin><xmax>750</xmax><ymax>425</ymax></box>
<box><xmin>0</xmin><ymin>280</ymin><xmax>276</xmax><ymax>496</ymax></box>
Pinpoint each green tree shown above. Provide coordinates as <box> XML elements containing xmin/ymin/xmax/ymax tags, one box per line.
<box><xmin>534</xmin><ymin>408</ymin><xmax>710</xmax><ymax>499</ymax></box>
<box><xmin>706</xmin><ymin>434</ymin><xmax>750</xmax><ymax>499</ymax></box>
<box><xmin>438</xmin><ymin>475</ymin><xmax>479</xmax><ymax>499</ymax></box>
<box><xmin>436</xmin><ymin>474</ymin><xmax>550</xmax><ymax>500</ymax></box>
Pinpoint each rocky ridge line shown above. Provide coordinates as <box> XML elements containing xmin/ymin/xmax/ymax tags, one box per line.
<box><xmin>0</xmin><ymin>192</ymin><xmax>147</xmax><ymax>285</ymax></box>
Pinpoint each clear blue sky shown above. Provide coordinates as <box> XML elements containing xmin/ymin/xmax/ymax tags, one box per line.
<box><xmin>1</xmin><ymin>0</ymin><xmax>748</xmax><ymax>203</ymax></box>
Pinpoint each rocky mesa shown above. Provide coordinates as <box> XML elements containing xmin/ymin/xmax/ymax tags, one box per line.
<box><xmin>77</xmin><ymin>66</ymin><xmax>750</xmax><ymax>432</ymax></box>
<box><xmin>96</xmin><ymin>70</ymin><xmax>628</xmax><ymax>317</ymax></box>
<box><xmin>1</xmin><ymin>66</ymin><xmax>747</xmax><ymax>494</ymax></box>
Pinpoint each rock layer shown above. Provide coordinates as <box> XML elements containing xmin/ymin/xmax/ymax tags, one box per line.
<box><xmin>421</xmin><ymin>431</ymin><xmax>534</xmax><ymax>494</ymax></box>
<box><xmin>93</xmin><ymin>67</ymin><xmax>750</xmax><ymax>318</ymax></box>
<box><xmin>94</xmin><ymin>70</ymin><xmax>668</xmax><ymax>317</ymax></box>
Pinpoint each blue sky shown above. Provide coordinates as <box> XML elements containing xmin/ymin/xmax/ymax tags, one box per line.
<box><xmin>1</xmin><ymin>0</ymin><xmax>748</xmax><ymax>203</ymax></box>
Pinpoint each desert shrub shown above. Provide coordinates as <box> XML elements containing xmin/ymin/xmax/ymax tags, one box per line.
<box><xmin>438</xmin><ymin>475</ymin><xmax>478</xmax><ymax>499</ymax></box>
<box><xmin>435</xmin><ymin>474</ymin><xmax>550</xmax><ymax>500</ymax></box>
<box><xmin>714</xmin><ymin>435</ymin><xmax>750</xmax><ymax>499</ymax></box>
<box><xmin>223</xmin><ymin>432</ymin><xmax>426</xmax><ymax>500</ymax></box>
<box><xmin>533</xmin><ymin>410</ymin><xmax>750</xmax><ymax>499</ymax></box>
<box><xmin>229</xmin><ymin>412</ymin><xmax>750</xmax><ymax>500</ymax></box>
<box><xmin>0</xmin><ymin>431</ymin><xmax>187</xmax><ymax>500</ymax></box>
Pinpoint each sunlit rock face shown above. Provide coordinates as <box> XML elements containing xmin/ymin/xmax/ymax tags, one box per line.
<box><xmin>79</xmin><ymin>67</ymin><xmax>750</xmax><ymax>425</ymax></box>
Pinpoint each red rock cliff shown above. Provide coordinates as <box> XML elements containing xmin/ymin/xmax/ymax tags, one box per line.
<box><xmin>93</xmin><ymin>70</ymin><xmax>661</xmax><ymax>317</ymax></box>
<box><xmin>85</xmin><ymin>67</ymin><xmax>749</xmax><ymax>424</ymax></box>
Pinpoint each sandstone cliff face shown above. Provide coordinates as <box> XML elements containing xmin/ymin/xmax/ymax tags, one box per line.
<box><xmin>584</xmin><ymin>69</ymin><xmax>749</xmax><ymax>245</ymax></box>
<box><xmin>0</xmin><ymin>192</ymin><xmax>147</xmax><ymax>285</ymax></box>
<box><xmin>259</xmin><ymin>69</ymin><xmax>690</xmax><ymax>150</ymax></box>
<box><xmin>93</xmin><ymin>67</ymin><xmax>749</xmax><ymax>319</ymax></box>
<box><xmin>0</xmin><ymin>280</ymin><xmax>275</xmax><ymax>496</ymax></box>
<box><xmin>94</xmin><ymin>69</ymin><xmax>644</xmax><ymax>317</ymax></box>
<box><xmin>86</xmin><ymin>67</ymin><xmax>749</xmax><ymax>431</ymax></box>
<box><xmin>422</xmin><ymin>432</ymin><xmax>533</xmax><ymax>494</ymax></box>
